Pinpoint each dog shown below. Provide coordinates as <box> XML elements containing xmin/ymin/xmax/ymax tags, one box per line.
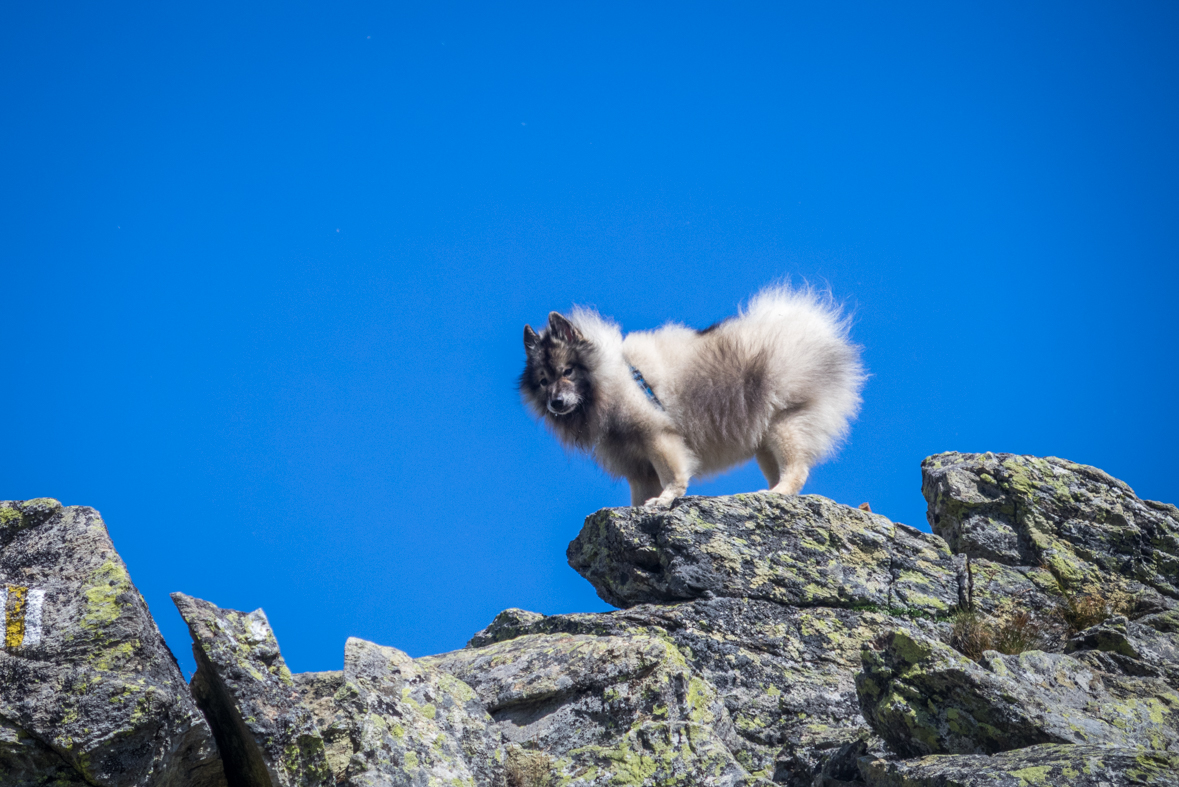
<box><xmin>519</xmin><ymin>285</ymin><xmax>865</xmax><ymax>507</ymax></box>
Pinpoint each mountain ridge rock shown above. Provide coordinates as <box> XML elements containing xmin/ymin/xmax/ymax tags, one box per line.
<box><xmin>2</xmin><ymin>451</ymin><xmax>1175</xmax><ymax>786</ymax></box>
<box><xmin>0</xmin><ymin>499</ymin><xmax>225</xmax><ymax>787</ymax></box>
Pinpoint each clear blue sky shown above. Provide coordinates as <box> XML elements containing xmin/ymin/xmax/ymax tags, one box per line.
<box><xmin>3</xmin><ymin>2</ymin><xmax>1176</xmax><ymax>677</ymax></box>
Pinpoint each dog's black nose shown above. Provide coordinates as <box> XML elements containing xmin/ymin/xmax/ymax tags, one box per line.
<box><xmin>550</xmin><ymin>395</ymin><xmax>566</xmax><ymax>409</ymax></box>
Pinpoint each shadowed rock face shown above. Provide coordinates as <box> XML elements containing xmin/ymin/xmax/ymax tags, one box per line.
<box><xmin>171</xmin><ymin>593</ymin><xmax>333</xmax><ymax>787</ymax></box>
<box><xmin>6</xmin><ymin>452</ymin><xmax>1179</xmax><ymax>787</ymax></box>
<box><xmin>0</xmin><ymin>715</ymin><xmax>90</xmax><ymax>787</ymax></box>
<box><xmin>0</xmin><ymin>499</ymin><xmax>225</xmax><ymax>787</ymax></box>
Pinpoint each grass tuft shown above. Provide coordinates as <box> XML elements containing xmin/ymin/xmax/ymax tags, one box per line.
<box><xmin>949</xmin><ymin>609</ymin><xmax>1052</xmax><ymax>661</ymax></box>
<box><xmin>949</xmin><ymin>584</ymin><xmax>1138</xmax><ymax>661</ymax></box>
<box><xmin>1059</xmin><ymin>587</ymin><xmax>1135</xmax><ymax>635</ymax></box>
<box><xmin>506</xmin><ymin>747</ymin><xmax>554</xmax><ymax>787</ymax></box>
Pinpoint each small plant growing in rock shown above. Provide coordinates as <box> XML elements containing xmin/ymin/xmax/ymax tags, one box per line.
<box><xmin>949</xmin><ymin>609</ymin><xmax>1052</xmax><ymax>660</ymax></box>
<box><xmin>990</xmin><ymin>610</ymin><xmax>1047</xmax><ymax>654</ymax></box>
<box><xmin>949</xmin><ymin>610</ymin><xmax>995</xmax><ymax>661</ymax></box>
<box><xmin>1059</xmin><ymin>587</ymin><xmax>1135</xmax><ymax>635</ymax></box>
<box><xmin>506</xmin><ymin>746</ymin><xmax>554</xmax><ymax>787</ymax></box>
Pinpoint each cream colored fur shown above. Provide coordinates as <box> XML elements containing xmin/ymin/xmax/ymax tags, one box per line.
<box><xmin>523</xmin><ymin>285</ymin><xmax>865</xmax><ymax>508</ymax></box>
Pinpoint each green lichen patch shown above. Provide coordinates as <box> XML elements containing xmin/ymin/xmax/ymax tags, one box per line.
<box><xmin>923</xmin><ymin>452</ymin><xmax>1179</xmax><ymax>603</ymax></box>
<box><xmin>860</xmin><ymin>743</ymin><xmax>1179</xmax><ymax>786</ymax></box>
<box><xmin>569</xmin><ymin>493</ymin><xmax>960</xmax><ymax>615</ymax></box>
<box><xmin>80</xmin><ymin>560</ymin><xmax>133</xmax><ymax>633</ymax></box>
<box><xmin>424</xmin><ymin>632</ymin><xmax>752</xmax><ymax>785</ymax></box>
<box><xmin>339</xmin><ymin>637</ymin><xmax>503</xmax><ymax>786</ymax></box>
<box><xmin>172</xmin><ymin>592</ymin><xmax>332</xmax><ymax>785</ymax></box>
<box><xmin>859</xmin><ymin>627</ymin><xmax>1179</xmax><ymax>757</ymax></box>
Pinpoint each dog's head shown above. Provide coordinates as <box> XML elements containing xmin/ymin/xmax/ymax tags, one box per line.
<box><xmin>519</xmin><ymin>312</ymin><xmax>594</xmax><ymax>420</ymax></box>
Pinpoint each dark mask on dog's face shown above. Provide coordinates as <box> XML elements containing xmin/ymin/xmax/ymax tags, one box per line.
<box><xmin>522</xmin><ymin>314</ymin><xmax>588</xmax><ymax>417</ymax></box>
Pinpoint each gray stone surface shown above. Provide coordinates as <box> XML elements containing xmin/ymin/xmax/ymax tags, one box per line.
<box><xmin>423</xmin><ymin>631</ymin><xmax>755</xmax><ymax>786</ymax></box>
<box><xmin>0</xmin><ymin>716</ymin><xmax>89</xmax><ymax>787</ymax></box>
<box><xmin>1066</xmin><ymin>614</ymin><xmax>1179</xmax><ymax>690</ymax></box>
<box><xmin>856</xmin><ymin>629</ymin><xmax>1179</xmax><ymax>757</ymax></box>
<box><xmin>859</xmin><ymin>744</ymin><xmax>1179</xmax><ymax>787</ymax></box>
<box><xmin>568</xmin><ymin>493</ymin><xmax>959</xmax><ymax>615</ymax></box>
<box><xmin>290</xmin><ymin>671</ymin><xmax>353</xmax><ymax>781</ymax></box>
<box><xmin>962</xmin><ymin>558</ymin><xmax>1063</xmax><ymax>618</ymax></box>
<box><xmin>174</xmin><ymin>592</ymin><xmax>506</xmax><ymax>787</ymax></box>
<box><xmin>0</xmin><ymin>499</ymin><xmax>225</xmax><ymax>787</ymax></box>
<box><xmin>340</xmin><ymin>637</ymin><xmax>506</xmax><ymax>787</ymax></box>
<box><xmin>8</xmin><ymin>452</ymin><xmax>1179</xmax><ymax>787</ymax></box>
<box><xmin>456</xmin><ymin>599</ymin><xmax>921</xmax><ymax>785</ymax></box>
<box><xmin>173</xmin><ymin>592</ymin><xmax>333</xmax><ymax>786</ymax></box>
<box><xmin>922</xmin><ymin>452</ymin><xmax>1179</xmax><ymax>602</ymax></box>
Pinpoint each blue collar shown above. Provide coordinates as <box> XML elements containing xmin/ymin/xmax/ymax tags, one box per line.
<box><xmin>628</xmin><ymin>364</ymin><xmax>664</xmax><ymax>410</ymax></box>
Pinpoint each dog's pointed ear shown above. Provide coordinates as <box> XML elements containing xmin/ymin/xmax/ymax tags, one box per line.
<box><xmin>523</xmin><ymin>324</ymin><xmax>539</xmax><ymax>351</ymax></box>
<box><xmin>548</xmin><ymin>312</ymin><xmax>581</xmax><ymax>343</ymax></box>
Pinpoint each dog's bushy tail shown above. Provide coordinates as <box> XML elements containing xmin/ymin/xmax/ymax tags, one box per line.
<box><xmin>741</xmin><ymin>283</ymin><xmax>852</xmax><ymax>336</ymax></box>
<box><xmin>741</xmin><ymin>283</ymin><xmax>866</xmax><ymax>461</ymax></box>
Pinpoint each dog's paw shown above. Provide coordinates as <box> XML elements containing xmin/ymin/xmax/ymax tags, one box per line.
<box><xmin>643</xmin><ymin>495</ymin><xmax>675</xmax><ymax>510</ymax></box>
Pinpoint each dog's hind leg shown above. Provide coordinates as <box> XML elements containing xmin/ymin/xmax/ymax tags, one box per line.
<box><xmin>645</xmin><ymin>432</ymin><xmax>697</xmax><ymax>508</ymax></box>
<box><xmin>755</xmin><ymin>449</ymin><xmax>780</xmax><ymax>489</ymax></box>
<box><xmin>628</xmin><ymin>468</ymin><xmax>663</xmax><ymax>507</ymax></box>
<box><xmin>763</xmin><ymin>413</ymin><xmax>817</xmax><ymax>495</ymax></box>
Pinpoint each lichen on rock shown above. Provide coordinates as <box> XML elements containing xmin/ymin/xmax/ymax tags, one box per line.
<box><xmin>340</xmin><ymin>636</ymin><xmax>506</xmax><ymax>787</ymax></box>
<box><xmin>455</xmin><ymin>598</ymin><xmax>926</xmax><ymax>783</ymax></box>
<box><xmin>857</xmin><ymin>626</ymin><xmax>1179</xmax><ymax>757</ymax></box>
<box><xmin>567</xmin><ymin>493</ymin><xmax>960</xmax><ymax>616</ymax></box>
<box><xmin>172</xmin><ymin>592</ymin><xmax>333</xmax><ymax>786</ymax></box>
<box><xmin>8</xmin><ymin>451</ymin><xmax>1179</xmax><ymax>787</ymax></box>
<box><xmin>422</xmin><ymin>631</ymin><xmax>752</xmax><ymax>786</ymax></box>
<box><xmin>0</xmin><ymin>499</ymin><xmax>224</xmax><ymax>787</ymax></box>
<box><xmin>173</xmin><ymin>594</ymin><xmax>507</xmax><ymax>787</ymax></box>
<box><xmin>858</xmin><ymin>743</ymin><xmax>1179</xmax><ymax>786</ymax></box>
<box><xmin>922</xmin><ymin>452</ymin><xmax>1179</xmax><ymax>604</ymax></box>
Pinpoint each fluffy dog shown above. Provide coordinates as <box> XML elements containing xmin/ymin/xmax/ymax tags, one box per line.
<box><xmin>520</xmin><ymin>285</ymin><xmax>865</xmax><ymax>507</ymax></box>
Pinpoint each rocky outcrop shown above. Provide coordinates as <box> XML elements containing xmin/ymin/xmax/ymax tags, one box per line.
<box><xmin>0</xmin><ymin>499</ymin><xmax>225</xmax><ymax>787</ymax></box>
<box><xmin>422</xmin><ymin>632</ymin><xmax>749</xmax><ymax>785</ymax></box>
<box><xmin>336</xmin><ymin>637</ymin><xmax>506</xmax><ymax>786</ymax></box>
<box><xmin>476</xmin><ymin>493</ymin><xmax>973</xmax><ymax>784</ymax></box>
<box><xmin>3</xmin><ymin>451</ymin><xmax>1177</xmax><ymax>786</ymax></box>
<box><xmin>567</xmin><ymin>494</ymin><xmax>961</xmax><ymax>615</ymax></box>
<box><xmin>171</xmin><ymin>593</ymin><xmax>334</xmax><ymax>785</ymax></box>
<box><xmin>461</xmin><ymin>596</ymin><xmax>934</xmax><ymax>782</ymax></box>
<box><xmin>1065</xmin><ymin>614</ymin><xmax>1179</xmax><ymax>690</ymax></box>
<box><xmin>172</xmin><ymin>594</ymin><xmax>506</xmax><ymax>786</ymax></box>
<box><xmin>922</xmin><ymin>452</ymin><xmax>1178</xmax><ymax>605</ymax></box>
<box><xmin>848</xmin><ymin>453</ymin><xmax>1179</xmax><ymax>774</ymax></box>
<box><xmin>859</xmin><ymin>744</ymin><xmax>1179</xmax><ymax>787</ymax></box>
<box><xmin>856</xmin><ymin>629</ymin><xmax>1179</xmax><ymax>756</ymax></box>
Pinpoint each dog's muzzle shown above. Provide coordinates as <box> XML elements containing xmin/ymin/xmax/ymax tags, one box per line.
<box><xmin>547</xmin><ymin>396</ymin><xmax>576</xmax><ymax>416</ymax></box>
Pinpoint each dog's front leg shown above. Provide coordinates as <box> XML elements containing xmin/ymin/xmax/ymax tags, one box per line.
<box><xmin>645</xmin><ymin>432</ymin><xmax>695</xmax><ymax>509</ymax></box>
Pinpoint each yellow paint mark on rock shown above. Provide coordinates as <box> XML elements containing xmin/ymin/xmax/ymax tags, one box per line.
<box><xmin>5</xmin><ymin>585</ymin><xmax>28</xmax><ymax>648</ymax></box>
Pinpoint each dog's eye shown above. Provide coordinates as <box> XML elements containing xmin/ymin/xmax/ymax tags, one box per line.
<box><xmin>562</xmin><ymin>366</ymin><xmax>574</xmax><ymax>377</ymax></box>
<box><xmin>539</xmin><ymin>377</ymin><xmax>549</xmax><ymax>386</ymax></box>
